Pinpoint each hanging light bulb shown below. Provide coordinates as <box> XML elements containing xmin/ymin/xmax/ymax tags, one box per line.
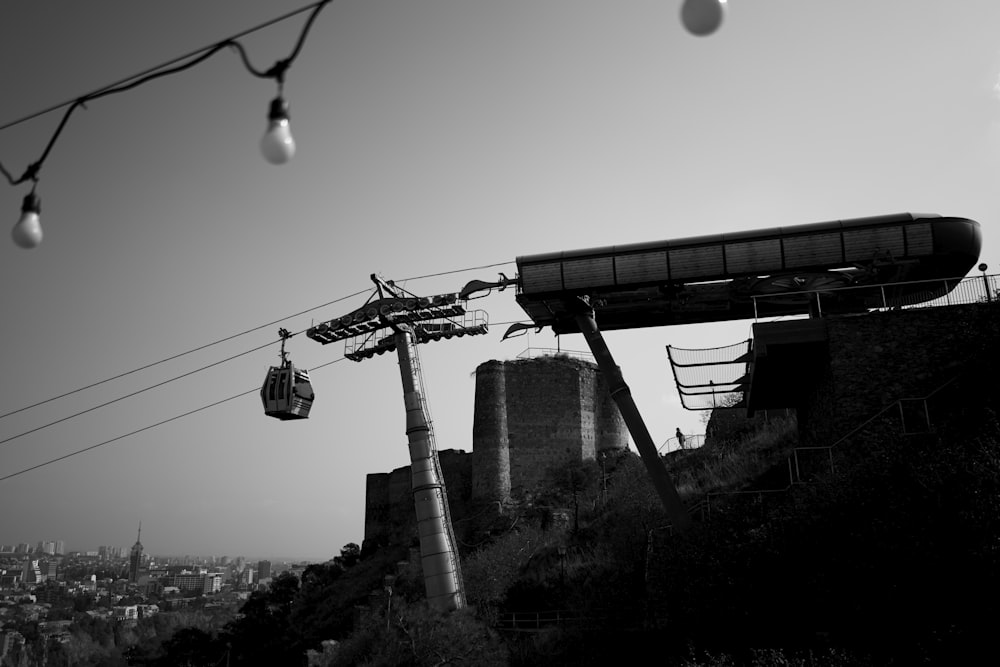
<box><xmin>260</xmin><ymin>96</ymin><xmax>296</xmax><ymax>165</ymax></box>
<box><xmin>11</xmin><ymin>192</ymin><xmax>42</xmax><ymax>249</ymax></box>
<box><xmin>681</xmin><ymin>0</ymin><xmax>726</xmax><ymax>37</ymax></box>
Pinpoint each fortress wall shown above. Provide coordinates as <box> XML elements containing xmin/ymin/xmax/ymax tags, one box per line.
<box><xmin>471</xmin><ymin>361</ymin><xmax>510</xmax><ymax>501</ymax></box>
<box><xmin>363</xmin><ymin>450</ymin><xmax>473</xmax><ymax>550</ymax></box>
<box><xmin>363</xmin><ymin>473</ymin><xmax>391</xmax><ymax>548</ymax></box>
<box><xmin>504</xmin><ymin>358</ymin><xmax>587</xmax><ymax>496</ymax></box>
<box><xmin>577</xmin><ymin>364</ymin><xmax>598</xmax><ymax>461</ymax></box>
<box><xmin>593</xmin><ymin>365</ymin><xmax>629</xmax><ymax>454</ymax></box>
<box><xmin>367</xmin><ymin>354</ymin><xmax>631</xmax><ymax>548</ymax></box>
<box><xmin>799</xmin><ymin>303</ymin><xmax>993</xmax><ymax>445</ymax></box>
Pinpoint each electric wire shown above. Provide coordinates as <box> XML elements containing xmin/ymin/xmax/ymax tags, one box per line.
<box><xmin>0</xmin><ymin>1</ymin><xmax>329</xmax><ymax>135</ymax></box>
<box><xmin>1</xmin><ymin>0</ymin><xmax>333</xmax><ymax>186</ymax></box>
<box><xmin>0</xmin><ymin>356</ymin><xmax>345</xmax><ymax>483</ymax></box>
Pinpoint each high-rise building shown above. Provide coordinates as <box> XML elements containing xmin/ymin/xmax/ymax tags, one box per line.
<box><xmin>20</xmin><ymin>559</ymin><xmax>40</xmax><ymax>587</ymax></box>
<box><xmin>257</xmin><ymin>560</ymin><xmax>272</xmax><ymax>581</ymax></box>
<box><xmin>54</xmin><ymin>540</ymin><xmax>65</xmax><ymax>556</ymax></box>
<box><xmin>128</xmin><ymin>524</ymin><xmax>143</xmax><ymax>585</ymax></box>
<box><xmin>38</xmin><ymin>560</ymin><xmax>57</xmax><ymax>582</ymax></box>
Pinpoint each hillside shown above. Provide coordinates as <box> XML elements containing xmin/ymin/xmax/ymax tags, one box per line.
<box><xmin>51</xmin><ymin>306</ymin><xmax>999</xmax><ymax>666</ymax></box>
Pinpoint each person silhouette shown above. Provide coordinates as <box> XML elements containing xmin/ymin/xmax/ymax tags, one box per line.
<box><xmin>676</xmin><ymin>427</ymin><xmax>686</xmax><ymax>450</ymax></box>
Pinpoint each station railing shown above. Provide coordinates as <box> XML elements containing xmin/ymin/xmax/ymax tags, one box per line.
<box><xmin>750</xmin><ymin>272</ymin><xmax>998</xmax><ymax>321</ymax></box>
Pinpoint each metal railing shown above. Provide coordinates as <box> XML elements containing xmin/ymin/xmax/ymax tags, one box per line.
<box><xmin>496</xmin><ymin>609</ymin><xmax>611</xmax><ymax>632</ymax></box>
<box><xmin>658</xmin><ymin>433</ymin><xmax>705</xmax><ymax>454</ymax></box>
<box><xmin>791</xmin><ymin>375</ymin><xmax>958</xmax><ymax>481</ymax></box>
<box><xmin>751</xmin><ymin>272</ymin><xmax>999</xmax><ymax>321</ymax></box>
<box><xmin>698</xmin><ymin>375</ymin><xmax>960</xmax><ymax>521</ymax></box>
<box><xmin>515</xmin><ymin>346</ymin><xmax>595</xmax><ymax>362</ymax></box>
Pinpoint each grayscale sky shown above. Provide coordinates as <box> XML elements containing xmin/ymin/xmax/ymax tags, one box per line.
<box><xmin>1</xmin><ymin>0</ymin><xmax>998</xmax><ymax>561</ymax></box>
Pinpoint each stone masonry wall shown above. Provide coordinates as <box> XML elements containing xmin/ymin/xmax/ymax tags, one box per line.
<box><xmin>471</xmin><ymin>361</ymin><xmax>510</xmax><ymax>500</ymax></box>
<box><xmin>798</xmin><ymin>303</ymin><xmax>996</xmax><ymax>446</ymax></box>
<box><xmin>362</xmin><ymin>449</ymin><xmax>472</xmax><ymax>553</ymax></box>
<box><xmin>365</xmin><ymin>355</ymin><xmax>631</xmax><ymax>550</ymax></box>
<box><xmin>472</xmin><ymin>355</ymin><xmax>628</xmax><ymax>501</ymax></box>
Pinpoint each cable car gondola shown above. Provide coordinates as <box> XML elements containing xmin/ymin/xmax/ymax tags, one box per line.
<box><xmin>261</xmin><ymin>328</ymin><xmax>315</xmax><ymax>420</ymax></box>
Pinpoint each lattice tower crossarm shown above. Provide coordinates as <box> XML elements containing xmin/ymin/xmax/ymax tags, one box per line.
<box><xmin>395</xmin><ymin>328</ymin><xmax>466</xmax><ymax>611</ymax></box>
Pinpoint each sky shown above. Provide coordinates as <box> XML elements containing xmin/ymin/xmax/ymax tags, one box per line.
<box><xmin>1</xmin><ymin>0</ymin><xmax>999</xmax><ymax>561</ymax></box>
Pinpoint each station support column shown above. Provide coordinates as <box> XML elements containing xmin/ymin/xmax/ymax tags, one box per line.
<box><xmin>572</xmin><ymin>304</ymin><xmax>692</xmax><ymax>532</ymax></box>
<box><xmin>394</xmin><ymin>328</ymin><xmax>466</xmax><ymax>611</ymax></box>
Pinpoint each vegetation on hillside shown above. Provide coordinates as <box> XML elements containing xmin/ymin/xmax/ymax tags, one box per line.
<box><xmin>15</xmin><ymin>332</ymin><xmax>998</xmax><ymax>666</ymax></box>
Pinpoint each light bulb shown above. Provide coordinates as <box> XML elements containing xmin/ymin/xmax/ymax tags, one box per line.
<box><xmin>11</xmin><ymin>192</ymin><xmax>42</xmax><ymax>249</ymax></box>
<box><xmin>260</xmin><ymin>97</ymin><xmax>296</xmax><ymax>165</ymax></box>
<box><xmin>681</xmin><ymin>0</ymin><xmax>725</xmax><ymax>37</ymax></box>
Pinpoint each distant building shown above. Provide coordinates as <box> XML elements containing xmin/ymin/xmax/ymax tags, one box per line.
<box><xmin>257</xmin><ymin>560</ymin><xmax>272</xmax><ymax>581</ymax></box>
<box><xmin>128</xmin><ymin>524</ymin><xmax>143</xmax><ymax>585</ymax></box>
<box><xmin>20</xmin><ymin>559</ymin><xmax>41</xmax><ymax>587</ymax></box>
<box><xmin>239</xmin><ymin>568</ymin><xmax>255</xmax><ymax>591</ymax></box>
<box><xmin>170</xmin><ymin>573</ymin><xmax>222</xmax><ymax>594</ymax></box>
<box><xmin>113</xmin><ymin>605</ymin><xmax>138</xmax><ymax>623</ymax></box>
<box><xmin>38</xmin><ymin>560</ymin><xmax>57</xmax><ymax>582</ymax></box>
<box><xmin>0</xmin><ymin>630</ymin><xmax>26</xmax><ymax>662</ymax></box>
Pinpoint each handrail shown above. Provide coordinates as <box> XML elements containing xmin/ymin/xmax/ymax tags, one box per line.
<box><xmin>824</xmin><ymin>375</ymin><xmax>958</xmax><ymax>451</ymax></box>
<box><xmin>751</xmin><ymin>273</ymin><xmax>997</xmax><ymax>322</ymax></box>
<box><xmin>699</xmin><ymin>374</ymin><xmax>962</xmax><ymax>519</ymax></box>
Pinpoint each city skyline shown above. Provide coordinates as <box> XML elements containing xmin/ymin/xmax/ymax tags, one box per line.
<box><xmin>2</xmin><ymin>1</ymin><xmax>999</xmax><ymax>558</ymax></box>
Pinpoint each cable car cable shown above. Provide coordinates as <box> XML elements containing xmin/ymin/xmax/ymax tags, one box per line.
<box><xmin>0</xmin><ymin>264</ymin><xmax>519</xmax><ymax>479</ymax></box>
<box><xmin>0</xmin><ymin>261</ymin><xmax>512</xmax><ymax>422</ymax></box>
<box><xmin>0</xmin><ymin>288</ymin><xmax>369</xmax><ymax>422</ymax></box>
<box><xmin>0</xmin><ymin>337</ymin><xmax>287</xmax><ymax>448</ymax></box>
<box><xmin>0</xmin><ymin>294</ymin><xmax>524</xmax><ymax>445</ymax></box>
<box><xmin>0</xmin><ymin>357</ymin><xmax>345</xmax><ymax>484</ymax></box>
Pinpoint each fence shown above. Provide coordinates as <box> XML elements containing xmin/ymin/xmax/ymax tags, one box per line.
<box><xmin>515</xmin><ymin>346</ymin><xmax>595</xmax><ymax>362</ymax></box>
<box><xmin>750</xmin><ymin>272</ymin><xmax>999</xmax><ymax>321</ymax></box>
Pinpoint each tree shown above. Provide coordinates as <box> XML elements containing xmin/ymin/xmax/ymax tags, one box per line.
<box><xmin>222</xmin><ymin>573</ymin><xmax>303</xmax><ymax>666</ymax></box>
<box><xmin>153</xmin><ymin>627</ymin><xmax>221</xmax><ymax>667</ymax></box>
<box><xmin>333</xmin><ymin>543</ymin><xmax>360</xmax><ymax>569</ymax></box>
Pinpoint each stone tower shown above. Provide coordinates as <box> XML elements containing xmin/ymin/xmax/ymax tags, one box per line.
<box><xmin>471</xmin><ymin>355</ymin><xmax>628</xmax><ymax>501</ymax></box>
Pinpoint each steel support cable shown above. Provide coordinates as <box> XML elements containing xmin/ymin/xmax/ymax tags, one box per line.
<box><xmin>0</xmin><ymin>260</ymin><xmax>514</xmax><ymax>422</ymax></box>
<box><xmin>0</xmin><ymin>288</ymin><xmax>369</xmax><ymax>421</ymax></box>
<box><xmin>0</xmin><ymin>356</ymin><xmax>345</xmax><ymax>483</ymax></box>
<box><xmin>0</xmin><ymin>337</ymin><xmax>284</xmax><ymax>448</ymax></box>
<box><xmin>0</xmin><ymin>262</ymin><xmax>518</xmax><ymax>480</ymax></box>
<box><xmin>0</xmin><ymin>262</ymin><xmax>512</xmax><ymax>419</ymax></box>
<box><xmin>1</xmin><ymin>259</ymin><xmax>516</xmax><ymax>445</ymax></box>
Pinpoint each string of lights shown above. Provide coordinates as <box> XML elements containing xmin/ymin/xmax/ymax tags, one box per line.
<box><xmin>1</xmin><ymin>0</ymin><xmax>725</xmax><ymax>249</ymax></box>
<box><xmin>1</xmin><ymin>0</ymin><xmax>334</xmax><ymax>249</ymax></box>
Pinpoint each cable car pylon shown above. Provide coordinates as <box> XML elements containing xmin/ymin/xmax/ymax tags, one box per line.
<box><xmin>307</xmin><ymin>274</ymin><xmax>489</xmax><ymax>612</ymax></box>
